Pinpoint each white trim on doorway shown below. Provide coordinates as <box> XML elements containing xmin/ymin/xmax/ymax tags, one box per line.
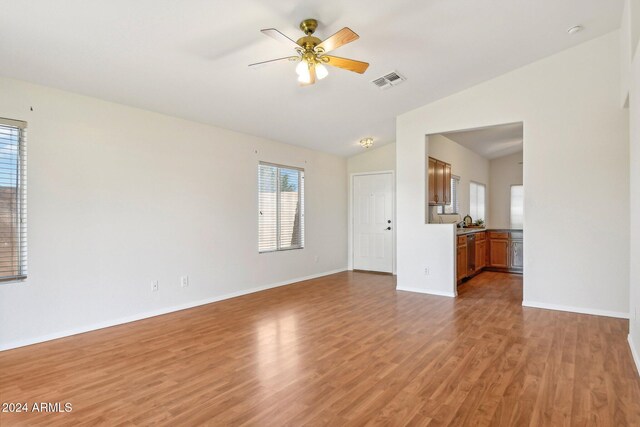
<box><xmin>348</xmin><ymin>171</ymin><xmax>396</xmax><ymax>274</ymax></box>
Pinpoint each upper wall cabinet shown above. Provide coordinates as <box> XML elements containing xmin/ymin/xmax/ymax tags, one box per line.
<box><xmin>428</xmin><ymin>156</ymin><xmax>451</xmax><ymax>206</ymax></box>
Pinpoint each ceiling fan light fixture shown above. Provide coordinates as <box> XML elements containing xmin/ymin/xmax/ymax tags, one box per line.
<box><xmin>296</xmin><ymin>60</ymin><xmax>311</xmax><ymax>83</ymax></box>
<box><xmin>295</xmin><ymin>60</ymin><xmax>308</xmax><ymax>76</ymax></box>
<box><xmin>316</xmin><ymin>63</ymin><xmax>329</xmax><ymax>80</ymax></box>
<box><xmin>359</xmin><ymin>137</ymin><xmax>374</xmax><ymax>149</ymax></box>
<box><xmin>250</xmin><ymin>19</ymin><xmax>369</xmax><ymax>86</ymax></box>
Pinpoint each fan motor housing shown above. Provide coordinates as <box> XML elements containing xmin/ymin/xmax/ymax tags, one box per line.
<box><xmin>296</xmin><ymin>35</ymin><xmax>322</xmax><ymax>50</ymax></box>
<box><xmin>299</xmin><ymin>19</ymin><xmax>318</xmax><ymax>35</ymax></box>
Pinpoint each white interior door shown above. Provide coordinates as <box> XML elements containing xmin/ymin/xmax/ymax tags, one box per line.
<box><xmin>353</xmin><ymin>173</ymin><xmax>393</xmax><ymax>273</ymax></box>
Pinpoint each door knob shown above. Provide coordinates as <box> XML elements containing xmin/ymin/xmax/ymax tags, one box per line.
<box><xmin>385</xmin><ymin>227</ymin><xmax>391</xmax><ymax>231</ymax></box>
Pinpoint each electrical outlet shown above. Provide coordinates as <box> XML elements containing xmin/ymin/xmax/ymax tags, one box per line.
<box><xmin>314</xmin><ymin>255</ymin><xmax>319</xmax><ymax>263</ymax></box>
<box><xmin>424</xmin><ymin>267</ymin><xmax>430</xmax><ymax>276</ymax></box>
<box><xmin>180</xmin><ymin>276</ymin><xmax>189</xmax><ymax>288</ymax></box>
<box><xmin>151</xmin><ymin>280</ymin><xmax>159</xmax><ymax>292</ymax></box>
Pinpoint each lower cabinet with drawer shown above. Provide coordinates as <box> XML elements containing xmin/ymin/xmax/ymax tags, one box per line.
<box><xmin>457</xmin><ymin>230</ymin><xmax>522</xmax><ymax>283</ymax></box>
<box><xmin>486</xmin><ymin>230</ymin><xmax>523</xmax><ymax>273</ymax></box>
<box><xmin>488</xmin><ymin>235</ymin><xmax>509</xmax><ymax>268</ymax></box>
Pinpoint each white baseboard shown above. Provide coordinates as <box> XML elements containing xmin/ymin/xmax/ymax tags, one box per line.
<box><xmin>396</xmin><ymin>286</ymin><xmax>456</xmax><ymax>298</ymax></box>
<box><xmin>630</xmin><ymin>335</ymin><xmax>640</xmax><ymax>378</ymax></box>
<box><xmin>0</xmin><ymin>268</ymin><xmax>347</xmax><ymax>352</ymax></box>
<box><xmin>522</xmin><ymin>300</ymin><xmax>629</xmax><ymax>319</ymax></box>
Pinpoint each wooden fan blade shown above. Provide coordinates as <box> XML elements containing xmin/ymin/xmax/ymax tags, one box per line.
<box><xmin>323</xmin><ymin>55</ymin><xmax>369</xmax><ymax>74</ymax></box>
<box><xmin>316</xmin><ymin>27</ymin><xmax>359</xmax><ymax>53</ymax></box>
<box><xmin>260</xmin><ymin>28</ymin><xmax>300</xmax><ymax>49</ymax></box>
<box><xmin>299</xmin><ymin>64</ymin><xmax>317</xmax><ymax>86</ymax></box>
<box><xmin>309</xmin><ymin>65</ymin><xmax>317</xmax><ymax>84</ymax></box>
<box><xmin>248</xmin><ymin>56</ymin><xmax>297</xmax><ymax>68</ymax></box>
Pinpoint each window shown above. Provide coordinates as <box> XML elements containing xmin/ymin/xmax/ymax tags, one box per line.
<box><xmin>437</xmin><ymin>175</ymin><xmax>460</xmax><ymax>214</ymax></box>
<box><xmin>0</xmin><ymin>118</ymin><xmax>27</xmax><ymax>282</ymax></box>
<box><xmin>510</xmin><ymin>185</ymin><xmax>524</xmax><ymax>229</ymax></box>
<box><xmin>469</xmin><ymin>181</ymin><xmax>486</xmax><ymax>222</ymax></box>
<box><xmin>258</xmin><ymin>163</ymin><xmax>304</xmax><ymax>253</ymax></box>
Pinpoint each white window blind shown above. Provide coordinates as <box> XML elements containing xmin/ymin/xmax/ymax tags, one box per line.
<box><xmin>438</xmin><ymin>175</ymin><xmax>460</xmax><ymax>214</ymax></box>
<box><xmin>510</xmin><ymin>185</ymin><xmax>524</xmax><ymax>229</ymax></box>
<box><xmin>0</xmin><ymin>118</ymin><xmax>27</xmax><ymax>282</ymax></box>
<box><xmin>469</xmin><ymin>181</ymin><xmax>486</xmax><ymax>222</ymax></box>
<box><xmin>258</xmin><ymin>163</ymin><xmax>304</xmax><ymax>253</ymax></box>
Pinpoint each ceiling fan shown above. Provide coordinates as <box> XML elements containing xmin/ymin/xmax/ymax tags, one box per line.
<box><xmin>248</xmin><ymin>19</ymin><xmax>369</xmax><ymax>86</ymax></box>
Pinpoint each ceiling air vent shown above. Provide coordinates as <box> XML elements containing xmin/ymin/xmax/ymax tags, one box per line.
<box><xmin>371</xmin><ymin>71</ymin><xmax>406</xmax><ymax>89</ymax></box>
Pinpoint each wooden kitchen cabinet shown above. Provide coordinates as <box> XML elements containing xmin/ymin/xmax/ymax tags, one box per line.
<box><xmin>457</xmin><ymin>230</ymin><xmax>521</xmax><ymax>284</ymax></box>
<box><xmin>434</xmin><ymin>159</ymin><xmax>445</xmax><ymax>205</ymax></box>
<box><xmin>510</xmin><ymin>240</ymin><xmax>524</xmax><ymax>271</ymax></box>
<box><xmin>428</xmin><ymin>157</ymin><xmax>437</xmax><ymax>205</ymax></box>
<box><xmin>485</xmin><ymin>231</ymin><xmax>523</xmax><ymax>273</ymax></box>
<box><xmin>488</xmin><ymin>238</ymin><xmax>509</xmax><ymax>268</ymax></box>
<box><xmin>443</xmin><ymin>162</ymin><xmax>451</xmax><ymax>205</ymax></box>
<box><xmin>476</xmin><ymin>239</ymin><xmax>486</xmax><ymax>270</ymax></box>
<box><xmin>457</xmin><ymin>244</ymin><xmax>467</xmax><ymax>281</ymax></box>
<box><xmin>428</xmin><ymin>156</ymin><xmax>452</xmax><ymax>206</ymax></box>
<box><xmin>457</xmin><ymin>235</ymin><xmax>468</xmax><ymax>281</ymax></box>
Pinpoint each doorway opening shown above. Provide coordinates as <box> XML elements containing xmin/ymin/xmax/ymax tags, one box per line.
<box><xmin>426</xmin><ymin>122</ymin><xmax>524</xmax><ymax>291</ymax></box>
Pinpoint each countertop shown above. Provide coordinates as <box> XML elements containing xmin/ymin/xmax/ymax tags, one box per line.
<box><xmin>456</xmin><ymin>228</ymin><xmax>486</xmax><ymax>235</ymax></box>
<box><xmin>456</xmin><ymin>228</ymin><xmax>523</xmax><ymax>235</ymax></box>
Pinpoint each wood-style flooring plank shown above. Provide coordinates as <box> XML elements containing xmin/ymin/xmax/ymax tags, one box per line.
<box><xmin>1</xmin><ymin>271</ymin><xmax>639</xmax><ymax>426</ymax></box>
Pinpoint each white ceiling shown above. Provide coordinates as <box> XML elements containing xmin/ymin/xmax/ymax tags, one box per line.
<box><xmin>442</xmin><ymin>122</ymin><xmax>523</xmax><ymax>159</ymax></box>
<box><xmin>0</xmin><ymin>1</ymin><xmax>624</xmax><ymax>156</ymax></box>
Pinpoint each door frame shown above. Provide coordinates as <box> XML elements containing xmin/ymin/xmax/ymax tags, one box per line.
<box><xmin>349</xmin><ymin>171</ymin><xmax>396</xmax><ymax>274</ymax></box>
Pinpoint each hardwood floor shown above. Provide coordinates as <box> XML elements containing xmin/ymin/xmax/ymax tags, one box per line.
<box><xmin>1</xmin><ymin>271</ymin><xmax>639</xmax><ymax>426</ymax></box>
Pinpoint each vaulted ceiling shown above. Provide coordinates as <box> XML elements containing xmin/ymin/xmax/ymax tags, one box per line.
<box><xmin>442</xmin><ymin>123</ymin><xmax>523</xmax><ymax>160</ymax></box>
<box><xmin>0</xmin><ymin>0</ymin><xmax>624</xmax><ymax>155</ymax></box>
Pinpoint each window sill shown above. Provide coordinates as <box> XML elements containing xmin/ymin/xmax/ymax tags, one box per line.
<box><xmin>0</xmin><ymin>275</ymin><xmax>27</xmax><ymax>284</ymax></box>
<box><xmin>259</xmin><ymin>247</ymin><xmax>304</xmax><ymax>254</ymax></box>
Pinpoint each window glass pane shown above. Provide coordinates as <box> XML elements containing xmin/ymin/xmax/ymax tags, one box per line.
<box><xmin>279</xmin><ymin>168</ymin><xmax>302</xmax><ymax>249</ymax></box>
<box><xmin>440</xmin><ymin>176</ymin><xmax>459</xmax><ymax>214</ymax></box>
<box><xmin>477</xmin><ymin>183</ymin><xmax>485</xmax><ymax>221</ymax></box>
<box><xmin>510</xmin><ymin>185</ymin><xmax>524</xmax><ymax>229</ymax></box>
<box><xmin>469</xmin><ymin>182</ymin><xmax>485</xmax><ymax>222</ymax></box>
<box><xmin>258</xmin><ymin>163</ymin><xmax>304</xmax><ymax>252</ymax></box>
<box><xmin>258</xmin><ymin>164</ymin><xmax>277</xmax><ymax>252</ymax></box>
<box><xmin>0</xmin><ymin>121</ymin><xmax>27</xmax><ymax>280</ymax></box>
<box><xmin>469</xmin><ymin>182</ymin><xmax>478</xmax><ymax>219</ymax></box>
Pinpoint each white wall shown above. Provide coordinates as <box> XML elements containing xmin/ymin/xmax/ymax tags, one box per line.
<box><xmin>397</xmin><ymin>31</ymin><xmax>630</xmax><ymax>316</ymax></box>
<box><xmin>489</xmin><ymin>151</ymin><xmax>523</xmax><ymax>229</ymax></box>
<box><xmin>0</xmin><ymin>76</ymin><xmax>348</xmax><ymax>350</ymax></box>
<box><xmin>623</xmin><ymin>0</ymin><xmax>640</xmax><ymax>374</ymax></box>
<box><xmin>347</xmin><ymin>142</ymin><xmax>396</xmax><ymax>175</ymax></box>
<box><xmin>621</xmin><ymin>0</ymin><xmax>640</xmax><ymax>107</ymax></box>
<box><xmin>428</xmin><ymin>134</ymin><xmax>490</xmax><ymax>223</ymax></box>
<box><xmin>346</xmin><ymin>142</ymin><xmax>396</xmax><ymax>272</ymax></box>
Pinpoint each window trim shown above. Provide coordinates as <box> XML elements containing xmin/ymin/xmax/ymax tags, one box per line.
<box><xmin>258</xmin><ymin>162</ymin><xmax>305</xmax><ymax>254</ymax></box>
<box><xmin>0</xmin><ymin>117</ymin><xmax>28</xmax><ymax>283</ymax></box>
